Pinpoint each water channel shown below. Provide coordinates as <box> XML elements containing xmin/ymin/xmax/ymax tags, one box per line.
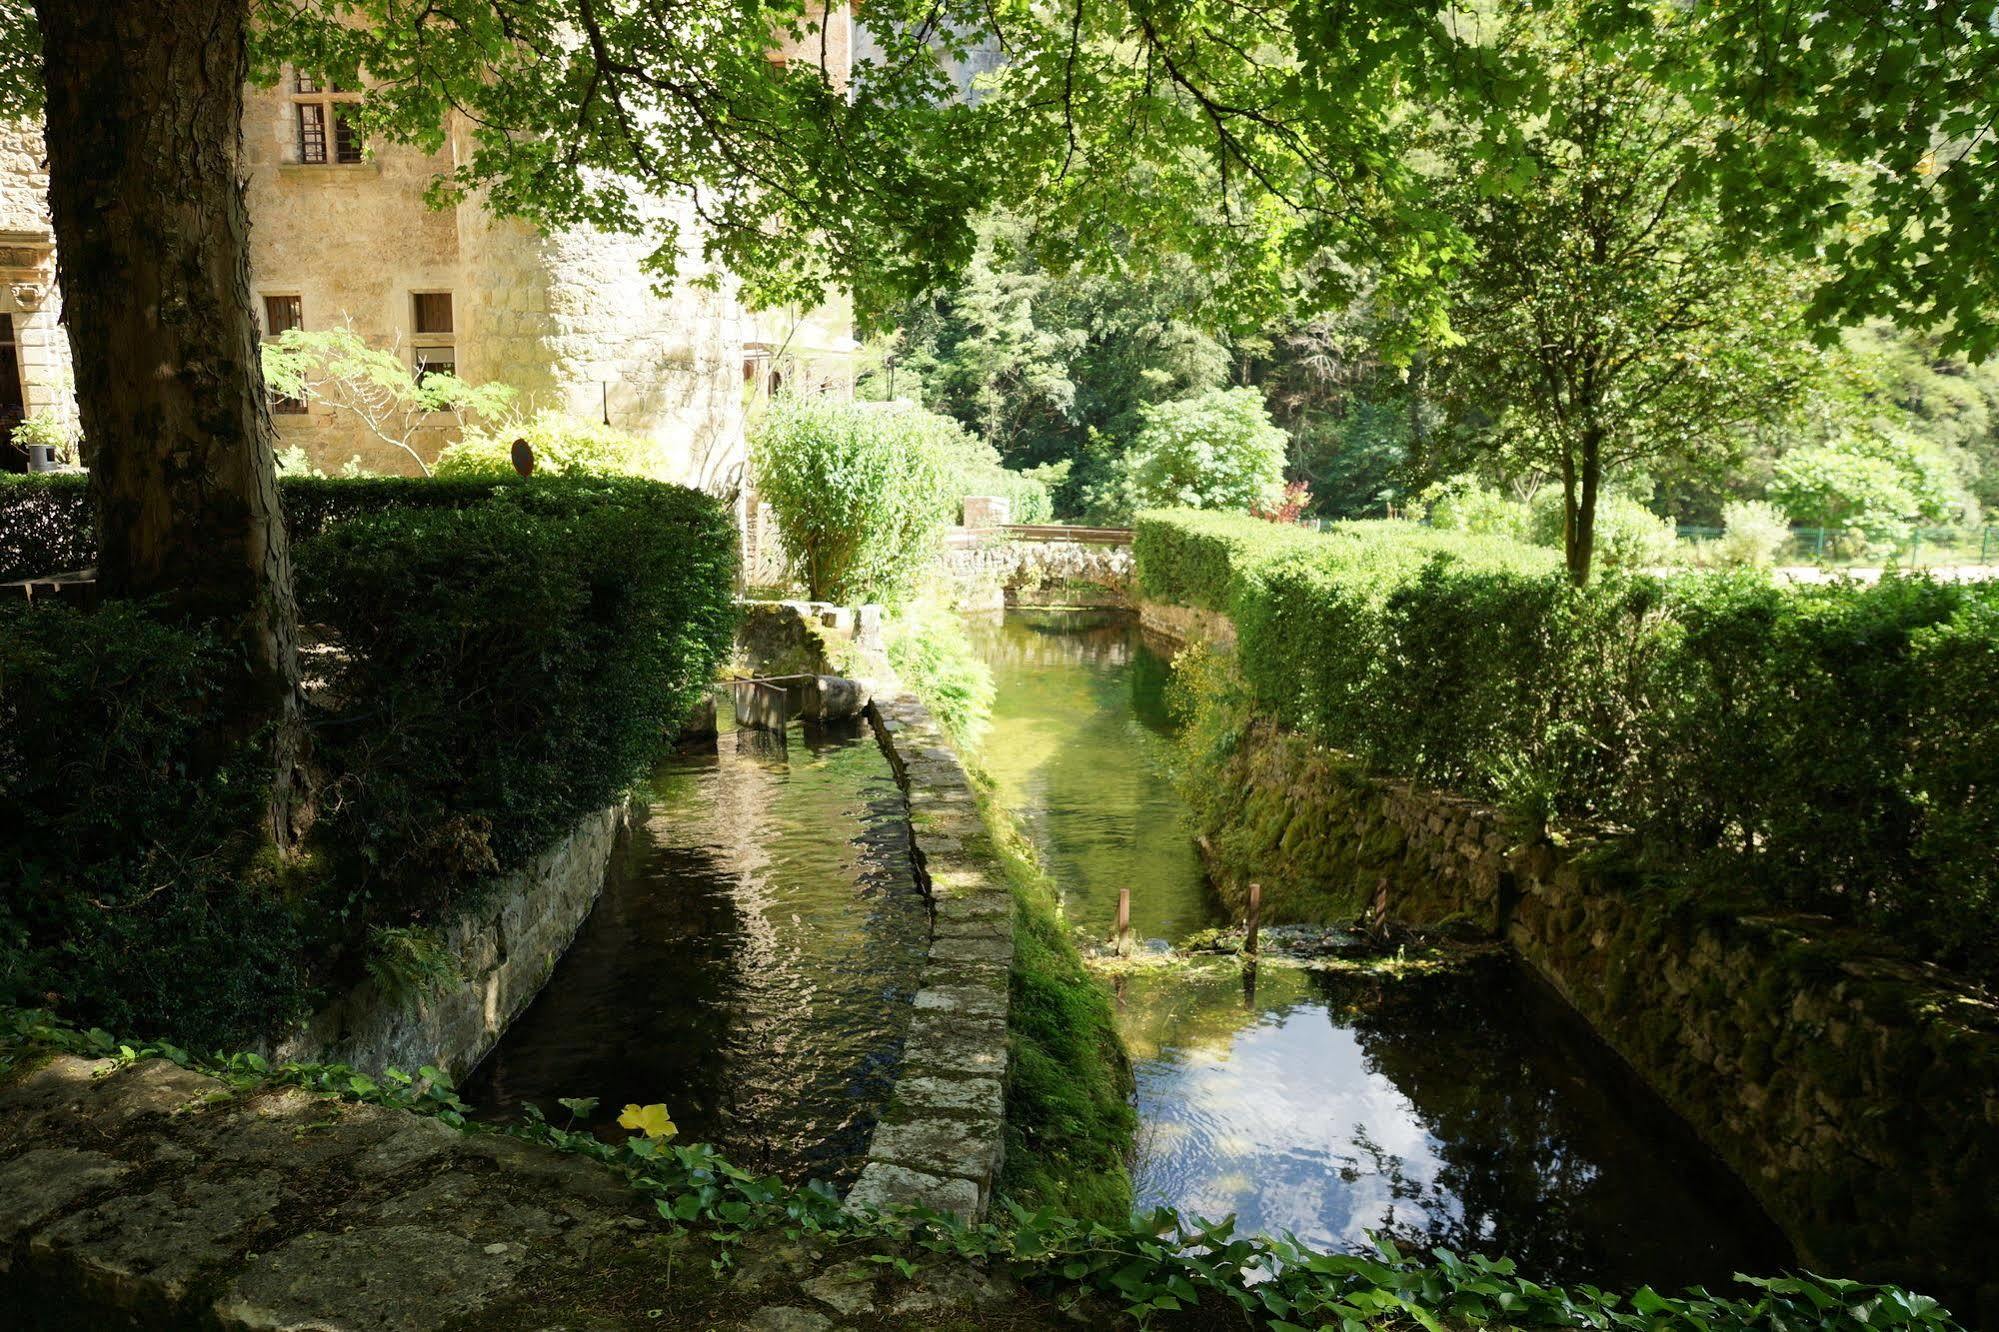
<box><xmin>463</xmin><ymin>716</ymin><xmax>928</xmax><ymax>1188</ymax></box>
<box><xmin>966</xmin><ymin>607</ymin><xmax>1793</xmax><ymax>1293</ymax></box>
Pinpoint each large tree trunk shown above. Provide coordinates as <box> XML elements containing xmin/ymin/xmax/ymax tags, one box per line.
<box><xmin>36</xmin><ymin>0</ymin><xmax>305</xmax><ymax>843</ymax></box>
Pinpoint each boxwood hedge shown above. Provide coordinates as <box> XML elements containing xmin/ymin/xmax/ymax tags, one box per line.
<box><xmin>0</xmin><ymin>475</ymin><xmax>737</xmax><ymax>1046</ymax></box>
<box><xmin>1134</xmin><ymin>509</ymin><xmax>1999</xmax><ymax>977</ymax></box>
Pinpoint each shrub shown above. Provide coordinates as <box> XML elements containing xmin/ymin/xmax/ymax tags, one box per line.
<box><xmin>1419</xmin><ymin>476</ymin><xmax>1531</xmax><ymax>541</ymax></box>
<box><xmin>932</xmin><ymin>424</ymin><xmax>1059</xmax><ymax>524</ymax></box>
<box><xmin>750</xmin><ymin>397</ymin><xmax>950</xmax><ymax>603</ymax></box>
<box><xmin>0</xmin><ymin>603</ymin><xmax>307</xmax><ymax>1047</ymax></box>
<box><xmin>1121</xmin><ymin>387</ymin><xmax>1287</xmax><ymax>513</ymax></box>
<box><xmin>10</xmin><ymin>411</ymin><xmax>78</xmax><ymax>466</ymax></box>
<box><xmin>1134</xmin><ymin>508</ymin><xmax>1999</xmax><ymax>976</ymax></box>
<box><xmin>1528</xmin><ymin>489</ymin><xmax>1677</xmax><ymax>569</ymax></box>
<box><xmin>434</xmin><ymin>410</ymin><xmax>682</xmax><ymax>481</ymax></box>
<box><xmin>298</xmin><ymin>476</ymin><xmax>737</xmax><ymax>912</ymax></box>
<box><xmin>1717</xmin><ymin>499</ymin><xmax>1792</xmax><ymax>568</ymax></box>
<box><xmin>0</xmin><ymin>472</ymin><xmax>512</xmax><ymax>580</ymax></box>
<box><xmin>0</xmin><ymin>472</ymin><xmax>92</xmax><ymax>581</ymax></box>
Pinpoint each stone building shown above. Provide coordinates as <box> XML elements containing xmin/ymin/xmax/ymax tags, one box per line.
<box><xmin>0</xmin><ymin>12</ymin><xmax>856</xmax><ymax>488</ymax></box>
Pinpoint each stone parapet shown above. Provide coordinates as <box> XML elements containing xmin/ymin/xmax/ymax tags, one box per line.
<box><xmin>262</xmin><ymin>800</ymin><xmax>635</xmax><ymax>1082</ymax></box>
<box><xmin>848</xmin><ymin>694</ymin><xmax>1013</xmax><ymax>1221</ymax></box>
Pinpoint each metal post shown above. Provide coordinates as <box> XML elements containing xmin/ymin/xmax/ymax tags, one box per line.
<box><xmin>1245</xmin><ymin>881</ymin><xmax>1261</xmax><ymax>958</ymax></box>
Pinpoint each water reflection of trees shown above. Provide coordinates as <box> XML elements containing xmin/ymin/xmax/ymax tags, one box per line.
<box><xmin>1324</xmin><ymin>961</ymin><xmax>1788</xmax><ymax>1290</ymax></box>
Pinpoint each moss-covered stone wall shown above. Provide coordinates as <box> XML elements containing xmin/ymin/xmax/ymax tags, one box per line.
<box><xmin>1194</xmin><ymin>719</ymin><xmax>1999</xmax><ymax>1322</ymax></box>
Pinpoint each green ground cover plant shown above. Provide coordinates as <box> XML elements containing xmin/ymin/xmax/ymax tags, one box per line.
<box><xmin>1134</xmin><ymin>509</ymin><xmax>1999</xmax><ymax>978</ymax></box>
<box><xmin>0</xmin><ymin>1008</ymin><xmax>1966</xmax><ymax>1332</ymax></box>
<box><xmin>0</xmin><ymin>475</ymin><xmax>736</xmax><ymax>1047</ymax></box>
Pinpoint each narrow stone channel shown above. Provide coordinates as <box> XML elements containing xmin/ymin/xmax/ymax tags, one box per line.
<box><xmin>966</xmin><ymin>607</ymin><xmax>1794</xmax><ymax>1293</ymax></box>
<box><xmin>463</xmin><ymin>716</ymin><xmax>930</xmax><ymax>1188</ymax></box>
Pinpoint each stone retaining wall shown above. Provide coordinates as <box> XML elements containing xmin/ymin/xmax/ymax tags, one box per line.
<box><xmin>1136</xmin><ymin>597</ymin><xmax>1234</xmax><ymax>650</ymax></box>
<box><xmin>263</xmin><ymin>801</ymin><xmax>635</xmax><ymax>1082</ymax></box>
<box><xmin>848</xmin><ymin>695</ymin><xmax>1014</xmax><ymax>1221</ymax></box>
<box><xmin>1196</xmin><ymin>717</ymin><xmax>1999</xmax><ymax>1320</ymax></box>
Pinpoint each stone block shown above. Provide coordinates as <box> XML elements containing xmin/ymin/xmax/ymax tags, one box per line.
<box><xmin>215</xmin><ymin>1224</ymin><xmax>527</xmax><ymax>1331</ymax></box>
<box><xmin>844</xmin><ymin>1163</ymin><xmax>979</xmax><ymax>1220</ymax></box>
<box><xmin>898</xmin><ymin>1075</ymin><xmax>1004</xmax><ymax>1121</ymax></box>
<box><xmin>913</xmin><ymin>984</ymin><xmax>1007</xmax><ymax>1019</ymax></box>
<box><xmin>929</xmin><ymin>933</ymin><xmax>1014</xmax><ymax>967</ymax></box>
<box><xmin>35</xmin><ymin>1168</ymin><xmax>284</xmax><ymax>1303</ymax></box>
<box><xmin>869</xmin><ymin>1118</ymin><xmax>1001</xmax><ymax>1185</ymax></box>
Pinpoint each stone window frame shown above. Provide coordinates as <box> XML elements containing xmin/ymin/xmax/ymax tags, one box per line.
<box><xmin>410</xmin><ymin>291</ymin><xmax>456</xmax><ymax>385</ymax></box>
<box><xmin>292</xmin><ymin>70</ymin><xmax>364</xmax><ymax>165</ymax></box>
<box><xmin>261</xmin><ymin>294</ymin><xmax>308</xmax><ymax>415</ymax></box>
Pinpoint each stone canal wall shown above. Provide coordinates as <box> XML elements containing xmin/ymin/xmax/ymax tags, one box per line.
<box><xmin>1190</xmin><ymin>716</ymin><xmax>1999</xmax><ymax>1319</ymax></box>
<box><xmin>850</xmin><ymin>694</ymin><xmax>1014</xmax><ymax>1221</ymax></box>
<box><xmin>263</xmin><ymin>801</ymin><xmax>635</xmax><ymax>1083</ymax></box>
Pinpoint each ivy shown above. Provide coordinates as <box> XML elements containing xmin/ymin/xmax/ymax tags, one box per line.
<box><xmin>0</xmin><ymin>1008</ymin><xmax>1964</xmax><ymax>1331</ymax></box>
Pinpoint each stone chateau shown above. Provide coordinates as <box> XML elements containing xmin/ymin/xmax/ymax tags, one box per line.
<box><xmin>0</xmin><ymin>15</ymin><xmax>856</xmax><ymax>488</ymax></box>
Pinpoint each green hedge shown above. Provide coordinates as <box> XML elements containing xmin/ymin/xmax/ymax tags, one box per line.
<box><xmin>298</xmin><ymin>476</ymin><xmax>736</xmax><ymax>909</ymax></box>
<box><xmin>0</xmin><ymin>472</ymin><xmax>512</xmax><ymax>581</ymax></box>
<box><xmin>0</xmin><ymin>476</ymin><xmax>737</xmax><ymax>1045</ymax></box>
<box><xmin>0</xmin><ymin>603</ymin><xmax>306</xmax><ymax>1047</ymax></box>
<box><xmin>1135</xmin><ymin>510</ymin><xmax>1999</xmax><ymax>976</ymax></box>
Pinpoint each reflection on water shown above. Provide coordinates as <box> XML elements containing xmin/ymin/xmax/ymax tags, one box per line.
<box><xmin>971</xmin><ymin>608</ymin><xmax>1792</xmax><ymax>1291</ymax></box>
<box><xmin>964</xmin><ymin>608</ymin><xmax>1218</xmax><ymax>943</ymax></box>
<box><xmin>1122</xmin><ymin>960</ymin><xmax>1791</xmax><ymax>1290</ymax></box>
<box><xmin>463</xmin><ymin>720</ymin><xmax>928</xmax><ymax>1188</ymax></box>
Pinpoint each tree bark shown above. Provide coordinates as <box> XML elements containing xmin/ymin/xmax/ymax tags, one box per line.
<box><xmin>1564</xmin><ymin>429</ymin><xmax>1602</xmax><ymax>586</ymax></box>
<box><xmin>36</xmin><ymin>0</ymin><xmax>305</xmax><ymax>842</ymax></box>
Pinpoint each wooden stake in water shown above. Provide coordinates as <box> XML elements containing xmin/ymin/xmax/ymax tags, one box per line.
<box><xmin>1245</xmin><ymin>881</ymin><xmax>1262</xmax><ymax>957</ymax></box>
<box><xmin>1114</xmin><ymin>888</ymin><xmax>1131</xmax><ymax>956</ymax></box>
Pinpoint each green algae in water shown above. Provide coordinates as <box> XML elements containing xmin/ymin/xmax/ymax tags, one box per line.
<box><xmin>463</xmin><ymin>719</ymin><xmax>929</xmax><ymax>1188</ymax></box>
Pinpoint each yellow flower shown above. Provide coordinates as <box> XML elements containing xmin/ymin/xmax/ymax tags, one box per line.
<box><xmin>617</xmin><ymin>1103</ymin><xmax>677</xmax><ymax>1139</ymax></box>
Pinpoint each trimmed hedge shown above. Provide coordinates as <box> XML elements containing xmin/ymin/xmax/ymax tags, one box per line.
<box><xmin>0</xmin><ymin>603</ymin><xmax>307</xmax><ymax>1048</ymax></box>
<box><xmin>0</xmin><ymin>475</ymin><xmax>737</xmax><ymax>1045</ymax></box>
<box><xmin>298</xmin><ymin>476</ymin><xmax>737</xmax><ymax>908</ymax></box>
<box><xmin>1135</xmin><ymin>510</ymin><xmax>1999</xmax><ymax>976</ymax></box>
<box><xmin>0</xmin><ymin>472</ymin><xmax>513</xmax><ymax>581</ymax></box>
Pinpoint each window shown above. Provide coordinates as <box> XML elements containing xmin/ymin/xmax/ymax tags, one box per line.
<box><xmin>411</xmin><ymin>292</ymin><xmax>455</xmax><ymax>383</ymax></box>
<box><xmin>293</xmin><ymin>69</ymin><xmax>363</xmax><ymax>165</ymax></box>
<box><xmin>261</xmin><ymin>295</ymin><xmax>307</xmax><ymax>414</ymax></box>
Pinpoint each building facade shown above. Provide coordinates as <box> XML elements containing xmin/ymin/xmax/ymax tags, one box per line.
<box><xmin>0</xmin><ymin>14</ymin><xmax>855</xmax><ymax>489</ymax></box>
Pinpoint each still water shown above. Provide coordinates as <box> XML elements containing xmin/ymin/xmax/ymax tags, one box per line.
<box><xmin>463</xmin><ymin>718</ymin><xmax>928</xmax><ymax>1188</ymax></box>
<box><xmin>968</xmin><ymin>608</ymin><xmax>1792</xmax><ymax>1292</ymax></box>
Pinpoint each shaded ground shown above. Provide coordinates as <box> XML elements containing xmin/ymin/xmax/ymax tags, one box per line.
<box><xmin>0</xmin><ymin>1053</ymin><xmax>1115</xmax><ymax>1331</ymax></box>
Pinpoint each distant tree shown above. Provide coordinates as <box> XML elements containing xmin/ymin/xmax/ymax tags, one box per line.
<box><xmin>1429</xmin><ymin>5</ymin><xmax>1818</xmax><ymax>583</ymax></box>
<box><xmin>1121</xmin><ymin>387</ymin><xmax>1287</xmax><ymax>516</ymax></box>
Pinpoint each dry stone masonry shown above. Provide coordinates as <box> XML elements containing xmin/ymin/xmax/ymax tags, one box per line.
<box><xmin>848</xmin><ymin>694</ymin><xmax>1013</xmax><ymax>1221</ymax></box>
<box><xmin>264</xmin><ymin>801</ymin><xmax>635</xmax><ymax>1082</ymax></box>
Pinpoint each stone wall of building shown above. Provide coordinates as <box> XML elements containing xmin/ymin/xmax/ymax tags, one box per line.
<box><xmin>0</xmin><ymin>120</ymin><xmax>74</xmax><ymax>438</ymax></box>
<box><xmin>243</xmin><ymin>81</ymin><xmax>464</xmax><ymax>474</ymax></box>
